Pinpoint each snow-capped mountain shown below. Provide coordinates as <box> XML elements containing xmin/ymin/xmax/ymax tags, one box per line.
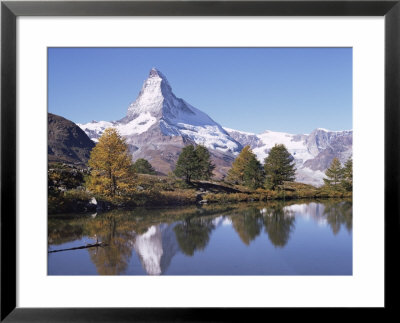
<box><xmin>77</xmin><ymin>68</ymin><xmax>352</xmax><ymax>185</ymax></box>
<box><xmin>79</xmin><ymin>68</ymin><xmax>241</xmax><ymax>151</ymax></box>
<box><xmin>78</xmin><ymin>68</ymin><xmax>242</xmax><ymax>177</ymax></box>
<box><xmin>224</xmin><ymin>127</ymin><xmax>352</xmax><ymax>186</ymax></box>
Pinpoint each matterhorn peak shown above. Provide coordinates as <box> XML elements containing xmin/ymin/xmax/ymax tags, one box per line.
<box><xmin>124</xmin><ymin>68</ymin><xmax>176</xmax><ymax>119</ymax></box>
<box><xmin>149</xmin><ymin>67</ymin><xmax>164</xmax><ymax>78</ymax></box>
<box><xmin>149</xmin><ymin>67</ymin><xmax>159</xmax><ymax>76</ymax></box>
<box><xmin>80</xmin><ymin>68</ymin><xmax>242</xmax><ymax>167</ymax></box>
<box><xmin>146</xmin><ymin>67</ymin><xmax>171</xmax><ymax>86</ymax></box>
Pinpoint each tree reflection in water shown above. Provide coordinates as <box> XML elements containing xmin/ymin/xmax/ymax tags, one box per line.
<box><xmin>230</xmin><ymin>208</ymin><xmax>263</xmax><ymax>245</ymax></box>
<box><xmin>86</xmin><ymin>211</ymin><xmax>136</xmax><ymax>275</ymax></box>
<box><xmin>174</xmin><ymin>218</ymin><xmax>215</xmax><ymax>256</ymax></box>
<box><xmin>323</xmin><ymin>200</ymin><xmax>353</xmax><ymax>235</ymax></box>
<box><xmin>261</xmin><ymin>205</ymin><xmax>296</xmax><ymax>247</ymax></box>
<box><xmin>48</xmin><ymin>199</ymin><xmax>352</xmax><ymax>275</ymax></box>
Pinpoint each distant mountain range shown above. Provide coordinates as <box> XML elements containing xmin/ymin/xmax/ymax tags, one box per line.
<box><xmin>225</xmin><ymin>127</ymin><xmax>352</xmax><ymax>186</ymax></box>
<box><xmin>49</xmin><ymin>68</ymin><xmax>352</xmax><ymax>186</ymax></box>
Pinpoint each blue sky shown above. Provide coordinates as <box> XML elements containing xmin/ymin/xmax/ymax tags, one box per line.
<box><xmin>48</xmin><ymin>47</ymin><xmax>352</xmax><ymax>134</ymax></box>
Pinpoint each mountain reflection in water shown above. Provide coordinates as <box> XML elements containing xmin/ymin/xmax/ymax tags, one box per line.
<box><xmin>48</xmin><ymin>200</ymin><xmax>352</xmax><ymax>275</ymax></box>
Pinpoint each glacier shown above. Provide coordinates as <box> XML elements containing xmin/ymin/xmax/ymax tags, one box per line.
<box><xmin>225</xmin><ymin>127</ymin><xmax>352</xmax><ymax>186</ymax></box>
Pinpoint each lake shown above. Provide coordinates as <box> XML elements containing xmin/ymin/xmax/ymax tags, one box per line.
<box><xmin>48</xmin><ymin>200</ymin><xmax>352</xmax><ymax>275</ymax></box>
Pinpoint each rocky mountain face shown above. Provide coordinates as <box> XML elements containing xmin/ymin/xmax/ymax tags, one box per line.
<box><xmin>48</xmin><ymin>113</ymin><xmax>95</xmax><ymax>165</ymax></box>
<box><xmin>224</xmin><ymin>128</ymin><xmax>352</xmax><ymax>186</ymax></box>
<box><xmin>303</xmin><ymin>129</ymin><xmax>353</xmax><ymax>170</ymax></box>
<box><xmin>78</xmin><ymin>68</ymin><xmax>242</xmax><ymax>177</ymax></box>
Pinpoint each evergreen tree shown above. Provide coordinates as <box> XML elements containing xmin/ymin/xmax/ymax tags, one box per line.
<box><xmin>264</xmin><ymin>144</ymin><xmax>296</xmax><ymax>190</ymax></box>
<box><xmin>174</xmin><ymin>145</ymin><xmax>197</xmax><ymax>183</ymax></box>
<box><xmin>323</xmin><ymin>157</ymin><xmax>344</xmax><ymax>188</ymax></box>
<box><xmin>132</xmin><ymin>158</ymin><xmax>156</xmax><ymax>175</ymax></box>
<box><xmin>86</xmin><ymin>128</ymin><xmax>136</xmax><ymax>200</ymax></box>
<box><xmin>174</xmin><ymin>144</ymin><xmax>214</xmax><ymax>183</ymax></box>
<box><xmin>341</xmin><ymin>157</ymin><xmax>352</xmax><ymax>191</ymax></box>
<box><xmin>226</xmin><ymin>146</ymin><xmax>254</xmax><ymax>184</ymax></box>
<box><xmin>243</xmin><ymin>154</ymin><xmax>265</xmax><ymax>189</ymax></box>
<box><xmin>195</xmin><ymin>145</ymin><xmax>215</xmax><ymax>180</ymax></box>
<box><xmin>227</xmin><ymin>145</ymin><xmax>264</xmax><ymax>189</ymax></box>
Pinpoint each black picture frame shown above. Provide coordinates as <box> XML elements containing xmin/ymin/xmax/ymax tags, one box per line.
<box><xmin>1</xmin><ymin>0</ymin><xmax>399</xmax><ymax>321</ymax></box>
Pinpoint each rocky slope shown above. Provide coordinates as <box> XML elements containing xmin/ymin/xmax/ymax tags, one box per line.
<box><xmin>48</xmin><ymin>113</ymin><xmax>95</xmax><ymax>165</ymax></box>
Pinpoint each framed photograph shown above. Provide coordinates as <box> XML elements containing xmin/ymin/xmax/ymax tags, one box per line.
<box><xmin>1</xmin><ymin>0</ymin><xmax>399</xmax><ymax>321</ymax></box>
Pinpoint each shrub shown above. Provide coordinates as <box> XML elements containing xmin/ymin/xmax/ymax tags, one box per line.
<box><xmin>63</xmin><ymin>189</ymin><xmax>92</xmax><ymax>201</ymax></box>
<box><xmin>48</xmin><ymin>189</ymin><xmax>95</xmax><ymax>214</ymax></box>
<box><xmin>130</xmin><ymin>189</ymin><xmax>197</xmax><ymax>206</ymax></box>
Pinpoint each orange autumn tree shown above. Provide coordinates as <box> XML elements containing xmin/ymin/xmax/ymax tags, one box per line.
<box><xmin>226</xmin><ymin>145</ymin><xmax>255</xmax><ymax>185</ymax></box>
<box><xmin>86</xmin><ymin>128</ymin><xmax>136</xmax><ymax>201</ymax></box>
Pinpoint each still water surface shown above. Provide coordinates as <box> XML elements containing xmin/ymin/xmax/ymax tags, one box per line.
<box><xmin>48</xmin><ymin>200</ymin><xmax>352</xmax><ymax>275</ymax></box>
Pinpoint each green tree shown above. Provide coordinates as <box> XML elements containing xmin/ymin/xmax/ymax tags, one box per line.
<box><xmin>243</xmin><ymin>154</ymin><xmax>265</xmax><ymax>189</ymax></box>
<box><xmin>323</xmin><ymin>157</ymin><xmax>343</xmax><ymax>188</ymax></box>
<box><xmin>227</xmin><ymin>145</ymin><xmax>257</xmax><ymax>185</ymax></box>
<box><xmin>174</xmin><ymin>144</ymin><xmax>215</xmax><ymax>183</ymax></box>
<box><xmin>341</xmin><ymin>157</ymin><xmax>352</xmax><ymax>191</ymax></box>
<box><xmin>86</xmin><ymin>128</ymin><xmax>136</xmax><ymax>201</ymax></box>
<box><xmin>194</xmin><ymin>145</ymin><xmax>215</xmax><ymax>180</ymax></box>
<box><xmin>132</xmin><ymin>158</ymin><xmax>156</xmax><ymax>175</ymax></box>
<box><xmin>264</xmin><ymin>144</ymin><xmax>296</xmax><ymax>190</ymax></box>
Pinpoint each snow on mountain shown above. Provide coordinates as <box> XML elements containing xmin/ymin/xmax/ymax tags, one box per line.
<box><xmin>224</xmin><ymin>128</ymin><xmax>309</xmax><ymax>162</ymax></box>
<box><xmin>254</xmin><ymin>130</ymin><xmax>313</xmax><ymax>163</ymax></box>
<box><xmin>118</xmin><ymin>112</ymin><xmax>157</xmax><ymax>136</ymax></box>
<box><xmin>126</xmin><ymin>68</ymin><xmax>167</xmax><ymax>118</ymax></box>
<box><xmin>77</xmin><ymin>120</ymin><xmax>115</xmax><ymax>143</ymax></box>
<box><xmin>79</xmin><ymin>68</ymin><xmax>241</xmax><ymax>154</ymax></box>
<box><xmin>224</xmin><ymin>127</ymin><xmax>352</xmax><ymax>186</ymax></box>
<box><xmin>79</xmin><ymin>116</ymin><xmax>159</xmax><ymax>143</ymax></box>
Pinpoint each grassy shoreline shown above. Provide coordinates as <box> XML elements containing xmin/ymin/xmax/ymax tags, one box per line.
<box><xmin>48</xmin><ymin>166</ymin><xmax>352</xmax><ymax>214</ymax></box>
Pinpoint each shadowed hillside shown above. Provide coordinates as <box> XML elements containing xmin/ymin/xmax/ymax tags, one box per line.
<box><xmin>48</xmin><ymin>113</ymin><xmax>95</xmax><ymax>165</ymax></box>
